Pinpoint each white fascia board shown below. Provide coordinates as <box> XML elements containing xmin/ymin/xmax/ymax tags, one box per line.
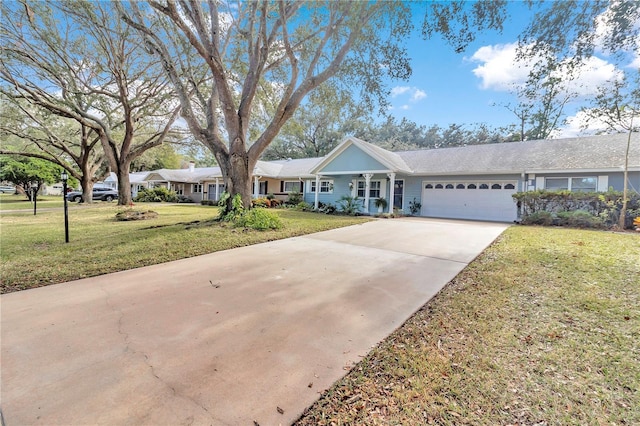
<box><xmin>411</xmin><ymin>170</ymin><xmax>522</xmax><ymax>176</ymax></box>
<box><xmin>525</xmin><ymin>167</ymin><xmax>640</xmax><ymax>174</ymax></box>
<box><xmin>314</xmin><ymin>169</ymin><xmax>392</xmax><ymax>176</ymax></box>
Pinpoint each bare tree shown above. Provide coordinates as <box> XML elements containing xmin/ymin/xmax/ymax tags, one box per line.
<box><xmin>0</xmin><ymin>0</ymin><xmax>181</xmax><ymax>204</ymax></box>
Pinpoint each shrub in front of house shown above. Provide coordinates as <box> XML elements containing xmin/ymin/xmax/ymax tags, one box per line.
<box><xmin>294</xmin><ymin>201</ymin><xmax>313</xmax><ymax>212</ymax></box>
<box><xmin>337</xmin><ymin>195</ymin><xmax>361</xmax><ymax>216</ymax></box>
<box><xmin>514</xmin><ymin>190</ymin><xmax>640</xmax><ymax>229</ymax></box>
<box><xmin>177</xmin><ymin>195</ymin><xmax>194</xmax><ymax>203</ymax></box>
<box><xmin>252</xmin><ymin>197</ymin><xmax>271</xmax><ymax>208</ymax></box>
<box><xmin>286</xmin><ymin>191</ymin><xmax>303</xmax><ymax>205</ymax></box>
<box><xmin>317</xmin><ymin>202</ymin><xmax>336</xmax><ymax>214</ymax></box>
<box><xmin>234</xmin><ymin>208</ymin><xmax>282</xmax><ymax>230</ymax></box>
<box><xmin>556</xmin><ymin>210</ymin><xmax>604</xmax><ymax>228</ymax></box>
<box><xmin>134</xmin><ymin>187</ymin><xmax>178</xmax><ymax>203</ymax></box>
<box><xmin>521</xmin><ymin>211</ymin><xmax>554</xmax><ymax>226</ymax></box>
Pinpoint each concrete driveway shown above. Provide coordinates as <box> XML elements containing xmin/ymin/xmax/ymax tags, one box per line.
<box><xmin>1</xmin><ymin>218</ymin><xmax>508</xmax><ymax>425</ymax></box>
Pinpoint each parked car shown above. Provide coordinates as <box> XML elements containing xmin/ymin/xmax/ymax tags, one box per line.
<box><xmin>66</xmin><ymin>187</ymin><xmax>119</xmax><ymax>202</ymax></box>
<box><xmin>0</xmin><ymin>185</ymin><xmax>16</xmax><ymax>194</ymax></box>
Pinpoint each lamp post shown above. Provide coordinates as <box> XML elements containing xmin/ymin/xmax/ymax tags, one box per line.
<box><xmin>61</xmin><ymin>171</ymin><xmax>69</xmax><ymax>243</ymax></box>
<box><xmin>31</xmin><ymin>182</ymin><xmax>38</xmax><ymax>216</ymax></box>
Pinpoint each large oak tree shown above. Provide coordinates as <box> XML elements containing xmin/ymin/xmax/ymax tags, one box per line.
<box><xmin>0</xmin><ymin>0</ymin><xmax>181</xmax><ymax>204</ymax></box>
<box><xmin>122</xmin><ymin>1</ymin><xmax>417</xmax><ymax>211</ymax></box>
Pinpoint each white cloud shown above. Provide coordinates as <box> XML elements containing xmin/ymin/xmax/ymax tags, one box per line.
<box><xmin>411</xmin><ymin>89</ymin><xmax>427</xmax><ymax>101</ymax></box>
<box><xmin>629</xmin><ymin>51</ymin><xmax>640</xmax><ymax>68</ymax></box>
<box><xmin>556</xmin><ymin>56</ymin><xmax>622</xmax><ymax>96</ymax></box>
<box><xmin>469</xmin><ymin>43</ymin><xmax>531</xmax><ymax>91</ymax></box>
<box><xmin>400</xmin><ymin>104</ymin><xmax>410</xmax><ymax>110</ymax></box>
<box><xmin>391</xmin><ymin>86</ymin><xmax>411</xmax><ymax>97</ymax></box>
<box><xmin>390</xmin><ymin>85</ymin><xmax>427</xmax><ymax>102</ymax></box>
<box><xmin>470</xmin><ymin>43</ymin><xmax>623</xmax><ymax>97</ymax></box>
<box><xmin>552</xmin><ymin>108</ymin><xmax>631</xmax><ymax>138</ymax></box>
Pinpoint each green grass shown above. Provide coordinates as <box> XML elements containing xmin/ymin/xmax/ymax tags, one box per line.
<box><xmin>0</xmin><ymin>204</ymin><xmax>369</xmax><ymax>293</ymax></box>
<box><xmin>295</xmin><ymin>226</ymin><xmax>640</xmax><ymax>426</ymax></box>
<box><xmin>0</xmin><ymin>193</ymin><xmax>69</xmax><ymax>210</ymax></box>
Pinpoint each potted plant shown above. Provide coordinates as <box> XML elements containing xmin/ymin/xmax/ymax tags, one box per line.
<box><xmin>374</xmin><ymin>197</ymin><xmax>388</xmax><ymax>213</ymax></box>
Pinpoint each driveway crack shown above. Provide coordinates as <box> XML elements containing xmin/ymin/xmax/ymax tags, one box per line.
<box><xmin>99</xmin><ymin>285</ymin><xmax>215</xmax><ymax>422</ymax></box>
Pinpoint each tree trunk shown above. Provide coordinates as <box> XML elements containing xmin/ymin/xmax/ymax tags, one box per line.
<box><xmin>618</xmin><ymin>126</ymin><xmax>632</xmax><ymax>229</ymax></box>
<box><xmin>116</xmin><ymin>162</ymin><xmax>132</xmax><ymax>205</ymax></box>
<box><xmin>223</xmin><ymin>152</ymin><xmax>253</xmax><ymax>212</ymax></box>
<box><xmin>79</xmin><ymin>169</ymin><xmax>95</xmax><ymax>204</ymax></box>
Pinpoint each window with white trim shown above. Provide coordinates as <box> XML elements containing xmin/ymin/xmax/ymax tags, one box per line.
<box><xmin>545</xmin><ymin>177</ymin><xmax>597</xmax><ymax>192</ymax></box>
<box><xmin>173</xmin><ymin>184</ymin><xmax>184</xmax><ymax>195</ymax></box>
<box><xmin>283</xmin><ymin>181</ymin><xmax>301</xmax><ymax>193</ymax></box>
<box><xmin>309</xmin><ymin>180</ymin><xmax>334</xmax><ymax>193</ymax></box>
<box><xmin>356</xmin><ymin>180</ymin><xmax>381</xmax><ymax>197</ymax></box>
<box><xmin>192</xmin><ymin>183</ymin><xmax>203</xmax><ymax>193</ymax></box>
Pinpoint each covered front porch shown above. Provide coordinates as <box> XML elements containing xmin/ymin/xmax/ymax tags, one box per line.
<box><xmin>309</xmin><ymin>137</ymin><xmax>414</xmax><ymax>214</ymax></box>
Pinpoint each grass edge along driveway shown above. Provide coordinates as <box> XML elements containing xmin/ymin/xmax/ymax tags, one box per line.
<box><xmin>295</xmin><ymin>226</ymin><xmax>640</xmax><ymax>426</ymax></box>
<box><xmin>0</xmin><ymin>204</ymin><xmax>369</xmax><ymax>293</ymax></box>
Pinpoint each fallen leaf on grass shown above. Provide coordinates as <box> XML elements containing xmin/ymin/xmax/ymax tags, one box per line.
<box><xmin>345</xmin><ymin>394</ymin><xmax>361</xmax><ymax>404</ymax></box>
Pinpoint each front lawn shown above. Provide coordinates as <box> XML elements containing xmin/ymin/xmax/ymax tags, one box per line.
<box><xmin>0</xmin><ymin>204</ymin><xmax>369</xmax><ymax>293</ymax></box>
<box><xmin>0</xmin><ymin>193</ymin><xmax>68</xmax><ymax>210</ymax></box>
<box><xmin>295</xmin><ymin>226</ymin><xmax>640</xmax><ymax>425</ymax></box>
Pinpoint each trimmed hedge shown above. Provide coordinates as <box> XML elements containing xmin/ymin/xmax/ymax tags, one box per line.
<box><xmin>513</xmin><ymin>190</ymin><xmax>640</xmax><ymax>229</ymax></box>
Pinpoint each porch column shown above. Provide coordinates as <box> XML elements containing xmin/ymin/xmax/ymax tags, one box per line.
<box><xmin>314</xmin><ymin>175</ymin><xmax>320</xmax><ymax>209</ymax></box>
<box><xmin>215</xmin><ymin>178</ymin><xmax>219</xmax><ymax>200</ymax></box>
<box><xmin>387</xmin><ymin>172</ymin><xmax>396</xmax><ymax>213</ymax></box>
<box><xmin>363</xmin><ymin>173</ymin><xmax>373</xmax><ymax>214</ymax></box>
<box><xmin>253</xmin><ymin>176</ymin><xmax>260</xmax><ymax>198</ymax></box>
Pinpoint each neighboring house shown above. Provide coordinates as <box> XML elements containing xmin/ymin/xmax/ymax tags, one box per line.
<box><xmin>102</xmin><ymin>133</ymin><xmax>639</xmax><ymax>222</ymax></box>
<box><xmin>101</xmin><ymin>171</ymin><xmax>151</xmax><ymax>198</ymax></box>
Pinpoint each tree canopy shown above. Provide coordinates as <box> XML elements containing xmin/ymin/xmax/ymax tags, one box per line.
<box><xmin>121</xmin><ymin>0</ymin><xmax>419</xmax><ymax>210</ymax></box>
<box><xmin>0</xmin><ymin>0</ymin><xmax>181</xmax><ymax>204</ymax></box>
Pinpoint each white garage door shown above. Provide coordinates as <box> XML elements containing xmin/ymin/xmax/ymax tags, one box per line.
<box><xmin>421</xmin><ymin>181</ymin><xmax>518</xmax><ymax>222</ymax></box>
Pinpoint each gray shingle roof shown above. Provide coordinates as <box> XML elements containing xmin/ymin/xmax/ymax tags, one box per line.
<box><xmin>397</xmin><ymin>133</ymin><xmax>640</xmax><ymax>175</ymax></box>
<box><xmin>268</xmin><ymin>157</ymin><xmax>323</xmax><ymax>178</ymax></box>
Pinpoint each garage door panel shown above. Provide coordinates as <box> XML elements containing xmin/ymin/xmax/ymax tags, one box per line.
<box><xmin>421</xmin><ymin>184</ymin><xmax>517</xmax><ymax>222</ymax></box>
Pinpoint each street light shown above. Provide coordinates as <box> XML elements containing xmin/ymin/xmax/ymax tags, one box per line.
<box><xmin>31</xmin><ymin>182</ymin><xmax>38</xmax><ymax>216</ymax></box>
<box><xmin>61</xmin><ymin>171</ymin><xmax>69</xmax><ymax>243</ymax></box>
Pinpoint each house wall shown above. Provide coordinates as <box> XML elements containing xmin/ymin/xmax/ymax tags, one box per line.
<box><xmin>529</xmin><ymin>171</ymin><xmax>639</xmax><ymax>192</ymax></box>
<box><xmin>319</xmin><ymin>144</ymin><xmax>387</xmax><ymax>173</ymax></box>
<box><xmin>609</xmin><ymin>171</ymin><xmax>640</xmax><ymax>191</ymax></box>
<box><xmin>258</xmin><ymin>178</ymin><xmax>283</xmax><ymax>198</ymax></box>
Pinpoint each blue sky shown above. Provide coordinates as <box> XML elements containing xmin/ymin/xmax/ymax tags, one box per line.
<box><xmin>383</xmin><ymin>2</ymin><xmax>639</xmax><ymax>137</ymax></box>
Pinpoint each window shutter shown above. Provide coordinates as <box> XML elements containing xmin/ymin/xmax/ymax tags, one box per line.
<box><xmin>597</xmin><ymin>175</ymin><xmax>608</xmax><ymax>192</ymax></box>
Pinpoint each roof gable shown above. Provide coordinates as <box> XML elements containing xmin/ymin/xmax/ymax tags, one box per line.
<box><xmin>311</xmin><ymin>137</ymin><xmax>411</xmax><ymax>175</ymax></box>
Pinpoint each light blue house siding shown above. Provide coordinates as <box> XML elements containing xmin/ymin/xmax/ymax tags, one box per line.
<box><xmin>529</xmin><ymin>171</ymin><xmax>638</xmax><ymax>192</ymax></box>
<box><xmin>608</xmin><ymin>171</ymin><xmax>640</xmax><ymax>191</ymax></box>
<box><xmin>400</xmin><ymin>176</ymin><xmax>423</xmax><ymax>213</ymax></box>
<box><xmin>318</xmin><ymin>144</ymin><xmax>388</xmax><ymax>173</ymax></box>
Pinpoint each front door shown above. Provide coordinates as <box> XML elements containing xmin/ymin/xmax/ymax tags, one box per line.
<box><xmin>393</xmin><ymin>180</ymin><xmax>404</xmax><ymax>210</ymax></box>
